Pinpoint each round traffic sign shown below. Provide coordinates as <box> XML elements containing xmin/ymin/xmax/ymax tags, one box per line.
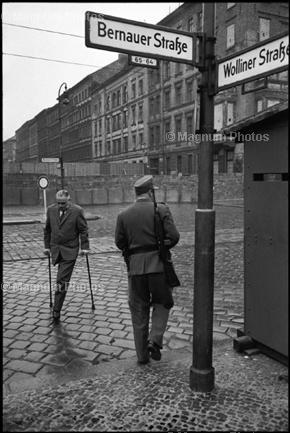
<box><xmin>38</xmin><ymin>176</ymin><xmax>49</xmax><ymax>189</ymax></box>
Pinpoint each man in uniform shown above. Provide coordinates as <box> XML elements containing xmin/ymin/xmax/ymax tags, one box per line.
<box><xmin>44</xmin><ymin>189</ymin><xmax>90</xmax><ymax>321</ymax></box>
<box><xmin>115</xmin><ymin>175</ymin><xmax>180</xmax><ymax>364</ymax></box>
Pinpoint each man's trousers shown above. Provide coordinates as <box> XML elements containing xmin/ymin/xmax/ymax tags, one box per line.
<box><xmin>128</xmin><ymin>272</ymin><xmax>174</xmax><ymax>362</ymax></box>
<box><xmin>53</xmin><ymin>255</ymin><xmax>76</xmax><ymax>313</ymax></box>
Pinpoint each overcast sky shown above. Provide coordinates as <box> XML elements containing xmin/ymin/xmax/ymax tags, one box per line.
<box><xmin>2</xmin><ymin>2</ymin><xmax>181</xmax><ymax>141</ymax></box>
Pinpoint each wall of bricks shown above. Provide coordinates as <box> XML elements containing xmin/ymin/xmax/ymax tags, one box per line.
<box><xmin>3</xmin><ymin>173</ymin><xmax>243</xmax><ymax>206</ymax></box>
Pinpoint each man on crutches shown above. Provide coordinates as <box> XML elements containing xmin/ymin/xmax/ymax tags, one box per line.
<box><xmin>43</xmin><ymin>189</ymin><xmax>90</xmax><ymax>322</ymax></box>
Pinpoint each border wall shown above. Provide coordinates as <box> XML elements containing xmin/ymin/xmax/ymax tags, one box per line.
<box><xmin>3</xmin><ymin>162</ymin><xmax>243</xmax><ymax>206</ymax></box>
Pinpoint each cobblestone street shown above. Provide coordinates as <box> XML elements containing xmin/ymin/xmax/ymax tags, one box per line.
<box><xmin>3</xmin><ymin>203</ymin><xmax>244</xmax><ymax>394</ymax></box>
<box><xmin>3</xmin><ymin>202</ymin><xmax>288</xmax><ymax>431</ymax></box>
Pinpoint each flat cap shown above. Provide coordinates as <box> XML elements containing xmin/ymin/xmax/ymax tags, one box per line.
<box><xmin>56</xmin><ymin>189</ymin><xmax>70</xmax><ymax>201</ymax></box>
<box><xmin>134</xmin><ymin>175</ymin><xmax>157</xmax><ymax>195</ymax></box>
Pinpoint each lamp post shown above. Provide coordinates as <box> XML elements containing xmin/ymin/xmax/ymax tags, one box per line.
<box><xmin>57</xmin><ymin>82</ymin><xmax>69</xmax><ymax>189</ymax></box>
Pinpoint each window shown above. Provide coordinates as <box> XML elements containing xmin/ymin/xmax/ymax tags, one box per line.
<box><xmin>175</xmin><ymin>62</ymin><xmax>182</xmax><ymax>75</ymax></box>
<box><xmin>187</xmin><ymin>17</ymin><xmax>194</xmax><ymax>32</ymax></box>
<box><xmin>98</xmin><ymin>119</ymin><xmax>102</xmax><ymax>135</ymax></box>
<box><xmin>259</xmin><ymin>18</ymin><xmax>270</xmax><ymax>41</ymax></box>
<box><xmin>166</xmin><ymin>157</ymin><xmax>171</xmax><ymax>174</ymax></box>
<box><xmin>164</xmin><ymin>61</ymin><xmax>170</xmax><ymax>80</ymax></box>
<box><xmin>139</xmin><ymin>79</ymin><xmax>143</xmax><ymax>95</ymax></box>
<box><xmin>138</xmin><ymin>103</ymin><xmax>143</xmax><ymax>123</ymax></box>
<box><xmin>214</xmin><ymin>104</ymin><xmax>223</xmax><ymax>130</ymax></box>
<box><xmin>117</xmin><ymin>90</ymin><xmax>121</xmax><ymax>106</ymax></box>
<box><xmin>131</xmin><ymin>105</ymin><xmax>136</xmax><ymax>125</ymax></box>
<box><xmin>149</xmin><ymin>97</ymin><xmax>154</xmax><ymax>114</ymax></box>
<box><xmin>112</xmin><ymin>92</ymin><xmax>117</xmax><ymax>108</ymax></box>
<box><xmin>106</xmin><ymin>140</ymin><xmax>111</xmax><ymax>155</ymax></box>
<box><xmin>164</xmin><ymin>88</ymin><xmax>171</xmax><ymax>108</ymax></box>
<box><xmin>175</xmin><ymin>84</ymin><xmax>182</xmax><ymax>106</ymax></box>
<box><xmin>256</xmin><ymin>99</ymin><xmax>263</xmax><ymax>112</ymax></box>
<box><xmin>226</xmin><ymin>102</ymin><xmax>234</xmax><ymax>125</ymax></box>
<box><xmin>106</xmin><ymin>95</ymin><xmax>110</xmax><ymax>111</ymax></box>
<box><xmin>188</xmin><ymin>154</ymin><xmax>193</xmax><ymax>174</ymax></box>
<box><xmin>123</xmin><ymin>85</ymin><xmax>128</xmax><ymax>103</ymax></box>
<box><xmin>149</xmin><ymin>127</ymin><xmax>154</xmax><ymax>148</ymax></box>
<box><xmin>186</xmin><ymin>80</ymin><xmax>194</xmax><ymax>102</ymax></box>
<box><xmin>155</xmin><ymin>96</ymin><xmax>160</xmax><ymax>114</ymax></box>
<box><xmin>106</xmin><ymin>117</ymin><xmax>111</xmax><ymax>133</ymax></box>
<box><xmin>123</xmin><ymin>110</ymin><xmax>128</xmax><ymax>128</ymax></box>
<box><xmin>123</xmin><ymin>136</ymin><xmax>128</xmax><ymax>153</ymax></box>
<box><xmin>139</xmin><ymin>132</ymin><xmax>143</xmax><ymax>148</ymax></box>
<box><xmin>131</xmin><ymin>81</ymin><xmax>136</xmax><ymax>99</ymax></box>
<box><xmin>165</xmin><ymin>120</ymin><xmax>171</xmax><ymax>139</ymax></box>
<box><xmin>155</xmin><ymin>125</ymin><xmax>160</xmax><ymax>145</ymax></box>
<box><xmin>177</xmin><ymin>155</ymin><xmax>182</xmax><ymax>173</ymax></box>
<box><xmin>175</xmin><ymin>116</ymin><xmax>182</xmax><ymax>133</ymax></box>
<box><xmin>267</xmin><ymin>99</ymin><xmax>280</xmax><ymax>108</ymax></box>
<box><xmin>132</xmin><ymin>134</ymin><xmax>136</xmax><ymax>149</ymax></box>
<box><xmin>186</xmin><ymin>114</ymin><xmax>193</xmax><ymax>133</ymax></box>
<box><xmin>226</xmin><ymin>24</ymin><xmax>235</xmax><ymax>48</ymax></box>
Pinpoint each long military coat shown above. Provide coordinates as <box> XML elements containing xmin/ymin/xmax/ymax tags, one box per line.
<box><xmin>44</xmin><ymin>203</ymin><xmax>89</xmax><ymax>265</ymax></box>
<box><xmin>115</xmin><ymin>197</ymin><xmax>180</xmax><ymax>276</ymax></box>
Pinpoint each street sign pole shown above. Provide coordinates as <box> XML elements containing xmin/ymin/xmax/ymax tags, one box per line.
<box><xmin>190</xmin><ymin>3</ymin><xmax>216</xmax><ymax>393</ymax></box>
<box><xmin>38</xmin><ymin>176</ymin><xmax>49</xmax><ymax>221</ymax></box>
<box><xmin>43</xmin><ymin>188</ymin><xmax>47</xmax><ymax>221</ymax></box>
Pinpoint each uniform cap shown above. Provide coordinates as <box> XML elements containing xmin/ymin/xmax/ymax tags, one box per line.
<box><xmin>134</xmin><ymin>175</ymin><xmax>157</xmax><ymax>195</ymax></box>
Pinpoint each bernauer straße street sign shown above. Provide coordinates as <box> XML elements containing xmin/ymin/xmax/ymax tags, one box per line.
<box><xmin>85</xmin><ymin>11</ymin><xmax>196</xmax><ymax>65</ymax></box>
<box><xmin>217</xmin><ymin>32</ymin><xmax>289</xmax><ymax>91</ymax></box>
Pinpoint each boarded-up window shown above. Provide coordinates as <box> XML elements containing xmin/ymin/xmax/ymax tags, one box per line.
<box><xmin>267</xmin><ymin>99</ymin><xmax>280</xmax><ymax>108</ymax></box>
<box><xmin>227</xmin><ymin>102</ymin><xmax>234</xmax><ymax>125</ymax></box>
<box><xmin>226</xmin><ymin>24</ymin><xmax>235</xmax><ymax>48</ymax></box>
<box><xmin>259</xmin><ymin>18</ymin><xmax>270</xmax><ymax>41</ymax></box>
<box><xmin>256</xmin><ymin>99</ymin><xmax>263</xmax><ymax>112</ymax></box>
<box><xmin>214</xmin><ymin>104</ymin><xmax>223</xmax><ymax>131</ymax></box>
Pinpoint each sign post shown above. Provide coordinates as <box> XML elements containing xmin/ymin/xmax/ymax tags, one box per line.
<box><xmin>38</xmin><ymin>176</ymin><xmax>49</xmax><ymax>221</ymax></box>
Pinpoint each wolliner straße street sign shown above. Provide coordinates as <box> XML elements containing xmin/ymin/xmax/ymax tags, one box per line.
<box><xmin>217</xmin><ymin>32</ymin><xmax>289</xmax><ymax>91</ymax></box>
<box><xmin>85</xmin><ymin>11</ymin><xmax>196</xmax><ymax>65</ymax></box>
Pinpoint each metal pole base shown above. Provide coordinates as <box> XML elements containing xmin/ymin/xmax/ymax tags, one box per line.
<box><xmin>189</xmin><ymin>366</ymin><xmax>215</xmax><ymax>392</ymax></box>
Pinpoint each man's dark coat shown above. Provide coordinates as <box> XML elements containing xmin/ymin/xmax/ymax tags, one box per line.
<box><xmin>44</xmin><ymin>203</ymin><xmax>89</xmax><ymax>265</ymax></box>
<box><xmin>115</xmin><ymin>198</ymin><xmax>180</xmax><ymax>275</ymax></box>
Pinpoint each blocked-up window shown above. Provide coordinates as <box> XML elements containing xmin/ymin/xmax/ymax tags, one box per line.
<box><xmin>227</xmin><ymin>102</ymin><xmax>234</xmax><ymax>125</ymax></box>
<box><xmin>259</xmin><ymin>18</ymin><xmax>270</xmax><ymax>41</ymax></box>
<box><xmin>267</xmin><ymin>99</ymin><xmax>280</xmax><ymax>108</ymax></box>
<box><xmin>214</xmin><ymin>104</ymin><xmax>223</xmax><ymax>131</ymax></box>
<box><xmin>256</xmin><ymin>99</ymin><xmax>263</xmax><ymax>112</ymax></box>
<box><xmin>226</xmin><ymin>24</ymin><xmax>235</xmax><ymax>48</ymax></box>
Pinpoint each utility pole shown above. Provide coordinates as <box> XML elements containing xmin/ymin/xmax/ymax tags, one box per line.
<box><xmin>190</xmin><ymin>2</ymin><xmax>216</xmax><ymax>392</ymax></box>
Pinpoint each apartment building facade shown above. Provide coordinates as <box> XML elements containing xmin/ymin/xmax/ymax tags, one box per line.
<box><xmin>3</xmin><ymin>136</ymin><xmax>16</xmax><ymax>162</ymax></box>
<box><xmin>14</xmin><ymin>3</ymin><xmax>288</xmax><ymax>174</ymax></box>
<box><xmin>15</xmin><ymin>56</ymin><xmax>128</xmax><ymax>163</ymax></box>
<box><xmin>92</xmin><ymin>58</ymin><xmax>150</xmax><ymax>165</ymax></box>
<box><xmin>145</xmin><ymin>2</ymin><xmax>288</xmax><ymax>175</ymax></box>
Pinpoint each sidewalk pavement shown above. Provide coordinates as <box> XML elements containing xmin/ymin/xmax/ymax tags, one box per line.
<box><xmin>3</xmin><ymin>341</ymin><xmax>288</xmax><ymax>432</ymax></box>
